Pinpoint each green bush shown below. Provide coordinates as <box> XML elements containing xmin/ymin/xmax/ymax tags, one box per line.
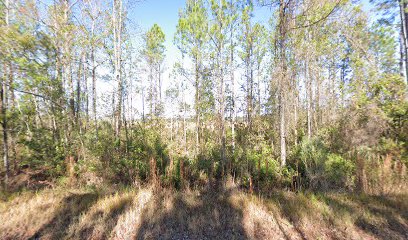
<box><xmin>325</xmin><ymin>154</ymin><xmax>355</xmax><ymax>190</ymax></box>
<box><xmin>299</xmin><ymin>138</ymin><xmax>328</xmax><ymax>189</ymax></box>
<box><xmin>298</xmin><ymin>138</ymin><xmax>356</xmax><ymax>191</ymax></box>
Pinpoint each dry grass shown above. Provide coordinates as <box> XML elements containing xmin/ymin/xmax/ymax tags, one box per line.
<box><xmin>0</xmin><ymin>184</ymin><xmax>407</xmax><ymax>239</ymax></box>
<box><xmin>0</xmin><ymin>188</ymin><xmax>99</xmax><ymax>240</ymax></box>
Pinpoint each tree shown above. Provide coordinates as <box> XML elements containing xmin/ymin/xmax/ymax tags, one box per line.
<box><xmin>370</xmin><ymin>0</ymin><xmax>408</xmax><ymax>84</ymax></box>
<box><xmin>175</xmin><ymin>0</ymin><xmax>209</xmax><ymax>155</ymax></box>
<box><xmin>81</xmin><ymin>0</ymin><xmax>107</xmax><ymax>139</ymax></box>
<box><xmin>209</xmin><ymin>0</ymin><xmax>231</xmax><ymax>173</ymax></box>
<box><xmin>112</xmin><ymin>0</ymin><xmax>124</xmax><ymax>139</ymax></box>
<box><xmin>239</xmin><ymin>2</ymin><xmax>266</xmax><ymax>127</ymax></box>
<box><xmin>142</xmin><ymin>23</ymin><xmax>166</xmax><ymax>119</ymax></box>
<box><xmin>274</xmin><ymin>0</ymin><xmax>292</xmax><ymax>167</ymax></box>
<box><xmin>1</xmin><ymin>0</ymin><xmax>10</xmax><ymax>186</ymax></box>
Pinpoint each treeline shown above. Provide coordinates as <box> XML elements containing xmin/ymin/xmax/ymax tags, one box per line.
<box><xmin>0</xmin><ymin>0</ymin><xmax>407</xmax><ymax>194</ymax></box>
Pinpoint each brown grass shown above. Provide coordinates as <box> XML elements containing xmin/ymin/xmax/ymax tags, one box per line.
<box><xmin>0</xmin><ymin>184</ymin><xmax>407</xmax><ymax>239</ymax></box>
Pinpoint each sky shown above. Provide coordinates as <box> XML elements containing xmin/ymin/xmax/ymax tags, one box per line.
<box><xmin>123</xmin><ymin>0</ymin><xmax>276</xmax><ymax>118</ymax></box>
<box><xmin>96</xmin><ymin>0</ymin><xmax>375</xmax><ymax>118</ymax></box>
<box><xmin>129</xmin><ymin>0</ymin><xmax>273</xmax><ymax>63</ymax></box>
<box><xmin>129</xmin><ymin>0</ymin><xmax>185</xmax><ymax>65</ymax></box>
<box><xmin>28</xmin><ymin>0</ymin><xmax>378</xmax><ymax>119</ymax></box>
<box><xmin>128</xmin><ymin>0</ymin><xmax>272</xmax><ymax>55</ymax></box>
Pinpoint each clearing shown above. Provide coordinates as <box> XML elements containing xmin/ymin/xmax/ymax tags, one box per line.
<box><xmin>1</xmin><ymin>183</ymin><xmax>407</xmax><ymax>240</ymax></box>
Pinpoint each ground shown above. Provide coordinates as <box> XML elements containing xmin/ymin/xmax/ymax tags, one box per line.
<box><xmin>0</xmin><ymin>178</ymin><xmax>407</xmax><ymax>240</ymax></box>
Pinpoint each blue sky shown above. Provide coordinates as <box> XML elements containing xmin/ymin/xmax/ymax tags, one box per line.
<box><xmin>123</xmin><ymin>0</ymin><xmax>376</xmax><ymax>117</ymax></box>
<box><xmin>127</xmin><ymin>0</ymin><xmax>274</xmax><ymax>114</ymax></box>
<box><xmin>96</xmin><ymin>0</ymin><xmax>376</xmax><ymax>117</ymax></box>
<box><xmin>128</xmin><ymin>0</ymin><xmax>374</xmax><ymax>64</ymax></box>
<box><xmin>130</xmin><ymin>0</ymin><xmax>185</xmax><ymax>40</ymax></box>
<box><xmin>129</xmin><ymin>0</ymin><xmax>373</xmax><ymax>35</ymax></box>
<box><xmin>129</xmin><ymin>0</ymin><xmax>187</xmax><ymax>72</ymax></box>
<box><xmin>129</xmin><ymin>0</ymin><xmax>273</xmax><ymax>58</ymax></box>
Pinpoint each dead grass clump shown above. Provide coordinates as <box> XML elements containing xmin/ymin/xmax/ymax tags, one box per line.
<box><xmin>0</xmin><ymin>189</ymin><xmax>61</xmax><ymax>239</ymax></box>
<box><xmin>0</xmin><ymin>188</ymin><xmax>99</xmax><ymax>240</ymax></box>
<box><xmin>109</xmin><ymin>188</ymin><xmax>154</xmax><ymax>239</ymax></box>
<box><xmin>67</xmin><ymin>190</ymin><xmax>137</xmax><ymax>239</ymax></box>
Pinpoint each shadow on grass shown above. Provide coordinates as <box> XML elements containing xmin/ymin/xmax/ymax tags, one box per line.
<box><xmin>265</xmin><ymin>191</ymin><xmax>311</xmax><ymax>240</ymax></box>
<box><xmin>369</xmin><ymin>194</ymin><xmax>408</xmax><ymax>220</ymax></box>
<box><xmin>264</xmin><ymin>190</ymin><xmax>408</xmax><ymax>240</ymax></box>
<box><xmin>29</xmin><ymin>192</ymin><xmax>99</xmax><ymax>240</ymax></box>
<box><xmin>352</xmin><ymin>195</ymin><xmax>408</xmax><ymax>239</ymax></box>
<box><xmin>135</xmin><ymin>186</ymin><xmax>248</xmax><ymax>240</ymax></box>
<box><xmin>76</xmin><ymin>194</ymin><xmax>134</xmax><ymax>239</ymax></box>
<box><xmin>320</xmin><ymin>194</ymin><xmax>408</xmax><ymax>240</ymax></box>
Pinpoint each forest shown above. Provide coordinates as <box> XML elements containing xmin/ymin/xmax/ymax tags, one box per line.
<box><xmin>0</xmin><ymin>0</ymin><xmax>407</xmax><ymax>239</ymax></box>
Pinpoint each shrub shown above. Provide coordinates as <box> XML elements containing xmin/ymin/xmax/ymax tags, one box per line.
<box><xmin>299</xmin><ymin>138</ymin><xmax>328</xmax><ymax>190</ymax></box>
<box><xmin>325</xmin><ymin>154</ymin><xmax>355</xmax><ymax>190</ymax></box>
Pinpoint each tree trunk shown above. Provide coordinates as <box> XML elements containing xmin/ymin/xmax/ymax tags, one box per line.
<box><xmin>399</xmin><ymin>28</ymin><xmax>405</xmax><ymax>78</ymax></box>
<box><xmin>142</xmin><ymin>85</ymin><xmax>145</xmax><ymax>123</ymax></box>
<box><xmin>195</xmin><ymin>57</ymin><xmax>200</xmax><ymax>156</ymax></box>
<box><xmin>307</xmin><ymin>60</ymin><xmax>312</xmax><ymax>139</ymax></box>
<box><xmin>183</xmin><ymin>89</ymin><xmax>187</xmax><ymax>155</ymax></box>
<box><xmin>113</xmin><ymin>0</ymin><xmax>123</xmax><ymax>138</ymax></box>
<box><xmin>91</xmin><ymin>20</ymin><xmax>98</xmax><ymax>139</ymax></box>
<box><xmin>83</xmin><ymin>53</ymin><xmax>89</xmax><ymax>131</ymax></box>
<box><xmin>246</xmin><ymin>53</ymin><xmax>253</xmax><ymax>126</ymax></box>
<box><xmin>220</xmin><ymin>50</ymin><xmax>226</xmax><ymax>175</ymax></box>
<box><xmin>294</xmin><ymin>85</ymin><xmax>298</xmax><ymax>146</ymax></box>
<box><xmin>277</xmin><ymin>0</ymin><xmax>288</xmax><ymax>167</ymax></box>
<box><xmin>257</xmin><ymin>65</ymin><xmax>261</xmax><ymax>116</ymax></box>
<box><xmin>230</xmin><ymin>34</ymin><xmax>236</xmax><ymax>163</ymax></box>
<box><xmin>399</xmin><ymin>0</ymin><xmax>408</xmax><ymax>84</ymax></box>
<box><xmin>1</xmin><ymin>68</ymin><xmax>9</xmax><ymax>187</ymax></box>
<box><xmin>279</xmin><ymin>91</ymin><xmax>286</xmax><ymax>166</ymax></box>
<box><xmin>76</xmin><ymin>52</ymin><xmax>82</xmax><ymax>125</ymax></box>
<box><xmin>149</xmin><ymin>64</ymin><xmax>153</xmax><ymax>117</ymax></box>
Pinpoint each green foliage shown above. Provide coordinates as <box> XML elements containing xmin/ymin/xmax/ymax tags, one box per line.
<box><xmin>299</xmin><ymin>138</ymin><xmax>328</xmax><ymax>185</ymax></box>
<box><xmin>370</xmin><ymin>23</ymin><xmax>398</xmax><ymax>73</ymax></box>
<box><xmin>325</xmin><ymin>154</ymin><xmax>355</xmax><ymax>190</ymax></box>
<box><xmin>298</xmin><ymin>138</ymin><xmax>355</xmax><ymax>190</ymax></box>
<box><xmin>143</xmin><ymin>24</ymin><xmax>166</xmax><ymax>63</ymax></box>
<box><xmin>20</xmin><ymin>127</ymin><xmax>65</xmax><ymax>177</ymax></box>
<box><xmin>175</xmin><ymin>0</ymin><xmax>208</xmax><ymax>57</ymax></box>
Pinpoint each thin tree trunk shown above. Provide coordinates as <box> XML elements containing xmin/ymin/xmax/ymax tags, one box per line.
<box><xmin>113</xmin><ymin>0</ymin><xmax>123</xmax><ymax>138</ymax></box>
<box><xmin>195</xmin><ymin>57</ymin><xmax>200</xmax><ymax>156</ymax></box>
<box><xmin>277</xmin><ymin>0</ymin><xmax>288</xmax><ymax>167</ymax></box>
<box><xmin>1</xmin><ymin>67</ymin><xmax>9</xmax><ymax>187</ymax></box>
<box><xmin>183</xmin><ymin>91</ymin><xmax>187</xmax><ymax>155</ymax></box>
<box><xmin>9</xmin><ymin>60</ymin><xmax>17</xmax><ymax>172</ymax></box>
<box><xmin>399</xmin><ymin>28</ymin><xmax>405</xmax><ymax>78</ymax></box>
<box><xmin>219</xmin><ymin>50</ymin><xmax>226</xmax><ymax>175</ymax></box>
<box><xmin>158</xmin><ymin>63</ymin><xmax>162</xmax><ymax>114</ymax></box>
<box><xmin>257</xmin><ymin>66</ymin><xmax>261</xmax><ymax>116</ymax></box>
<box><xmin>279</xmin><ymin>91</ymin><xmax>286</xmax><ymax>166</ymax></box>
<box><xmin>230</xmin><ymin>38</ymin><xmax>235</xmax><ymax>152</ymax></box>
<box><xmin>399</xmin><ymin>0</ymin><xmax>408</xmax><ymax>84</ymax></box>
<box><xmin>315</xmin><ymin>68</ymin><xmax>320</xmax><ymax>132</ymax></box>
<box><xmin>1</xmin><ymin>0</ymin><xmax>11</xmax><ymax>182</ymax></box>
<box><xmin>91</xmin><ymin>18</ymin><xmax>98</xmax><ymax>139</ymax></box>
<box><xmin>83</xmin><ymin>53</ymin><xmax>89</xmax><ymax>131</ymax></box>
<box><xmin>306</xmin><ymin>59</ymin><xmax>312</xmax><ymax>139</ymax></box>
<box><xmin>294</xmin><ymin>85</ymin><xmax>298</xmax><ymax>146</ymax></box>
<box><xmin>246</xmin><ymin>54</ymin><xmax>252</xmax><ymax>126</ymax></box>
<box><xmin>149</xmin><ymin>64</ymin><xmax>153</xmax><ymax>117</ymax></box>
<box><xmin>76</xmin><ymin>52</ymin><xmax>82</xmax><ymax>125</ymax></box>
<box><xmin>142</xmin><ymin>85</ymin><xmax>145</xmax><ymax>123</ymax></box>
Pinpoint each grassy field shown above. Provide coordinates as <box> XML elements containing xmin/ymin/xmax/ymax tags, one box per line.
<box><xmin>1</xmin><ymin>182</ymin><xmax>407</xmax><ymax>240</ymax></box>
